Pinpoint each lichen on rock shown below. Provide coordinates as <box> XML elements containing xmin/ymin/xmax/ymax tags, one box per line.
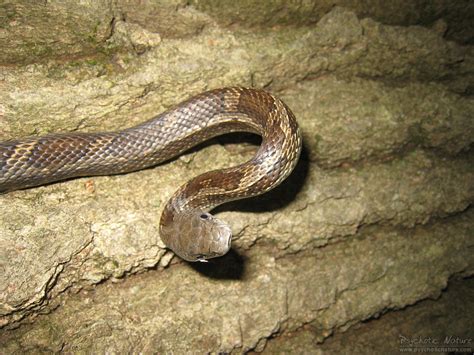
<box><xmin>0</xmin><ymin>1</ymin><xmax>473</xmax><ymax>352</ymax></box>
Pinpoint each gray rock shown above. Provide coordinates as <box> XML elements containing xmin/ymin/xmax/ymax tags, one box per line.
<box><xmin>0</xmin><ymin>3</ymin><xmax>472</xmax><ymax>352</ymax></box>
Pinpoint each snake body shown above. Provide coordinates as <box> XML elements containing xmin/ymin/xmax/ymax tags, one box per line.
<box><xmin>0</xmin><ymin>87</ymin><xmax>302</xmax><ymax>261</ymax></box>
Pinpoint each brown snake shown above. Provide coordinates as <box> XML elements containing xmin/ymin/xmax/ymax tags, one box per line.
<box><xmin>0</xmin><ymin>87</ymin><xmax>302</xmax><ymax>262</ymax></box>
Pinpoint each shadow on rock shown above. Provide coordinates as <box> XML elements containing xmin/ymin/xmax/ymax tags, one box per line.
<box><xmin>188</xmin><ymin>248</ymin><xmax>245</xmax><ymax>280</ymax></box>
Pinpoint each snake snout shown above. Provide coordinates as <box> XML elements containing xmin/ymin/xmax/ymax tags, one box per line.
<box><xmin>210</xmin><ymin>220</ymin><xmax>232</xmax><ymax>257</ymax></box>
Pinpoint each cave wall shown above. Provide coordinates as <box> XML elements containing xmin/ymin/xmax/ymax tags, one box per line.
<box><xmin>0</xmin><ymin>0</ymin><xmax>473</xmax><ymax>352</ymax></box>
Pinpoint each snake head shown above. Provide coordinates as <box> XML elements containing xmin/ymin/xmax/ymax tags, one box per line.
<box><xmin>160</xmin><ymin>210</ymin><xmax>232</xmax><ymax>262</ymax></box>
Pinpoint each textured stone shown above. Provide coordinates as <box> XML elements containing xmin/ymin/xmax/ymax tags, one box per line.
<box><xmin>0</xmin><ymin>210</ymin><xmax>472</xmax><ymax>352</ymax></box>
<box><xmin>0</xmin><ymin>3</ymin><xmax>473</xmax><ymax>353</ymax></box>
<box><xmin>0</xmin><ymin>0</ymin><xmax>115</xmax><ymax>65</ymax></box>
<box><xmin>264</xmin><ymin>278</ymin><xmax>474</xmax><ymax>353</ymax></box>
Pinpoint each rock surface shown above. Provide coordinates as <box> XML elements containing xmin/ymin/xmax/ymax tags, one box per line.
<box><xmin>263</xmin><ymin>277</ymin><xmax>474</xmax><ymax>354</ymax></box>
<box><xmin>0</xmin><ymin>1</ymin><xmax>473</xmax><ymax>352</ymax></box>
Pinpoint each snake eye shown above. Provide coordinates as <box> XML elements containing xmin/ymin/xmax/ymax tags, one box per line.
<box><xmin>200</xmin><ymin>213</ymin><xmax>209</xmax><ymax>220</ymax></box>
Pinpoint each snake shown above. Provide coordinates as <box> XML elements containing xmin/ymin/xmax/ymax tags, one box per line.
<box><xmin>0</xmin><ymin>87</ymin><xmax>302</xmax><ymax>262</ymax></box>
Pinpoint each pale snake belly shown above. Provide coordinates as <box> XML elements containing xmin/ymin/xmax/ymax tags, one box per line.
<box><xmin>0</xmin><ymin>87</ymin><xmax>302</xmax><ymax>262</ymax></box>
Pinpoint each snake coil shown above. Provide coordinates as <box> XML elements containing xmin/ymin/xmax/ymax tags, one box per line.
<box><xmin>0</xmin><ymin>87</ymin><xmax>302</xmax><ymax>261</ymax></box>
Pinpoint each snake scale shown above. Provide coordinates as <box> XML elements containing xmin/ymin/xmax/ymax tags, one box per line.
<box><xmin>0</xmin><ymin>87</ymin><xmax>302</xmax><ymax>262</ymax></box>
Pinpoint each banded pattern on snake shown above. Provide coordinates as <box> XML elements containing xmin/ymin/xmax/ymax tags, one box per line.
<box><xmin>0</xmin><ymin>87</ymin><xmax>302</xmax><ymax>261</ymax></box>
